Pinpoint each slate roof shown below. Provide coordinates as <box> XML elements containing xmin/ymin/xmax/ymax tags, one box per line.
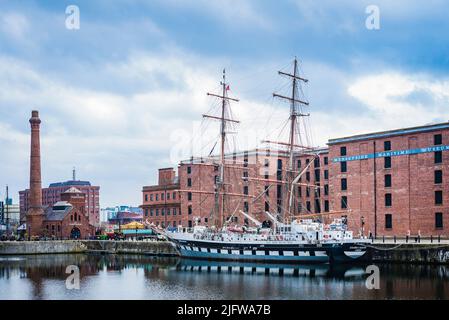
<box><xmin>44</xmin><ymin>203</ymin><xmax>73</xmax><ymax>221</ymax></box>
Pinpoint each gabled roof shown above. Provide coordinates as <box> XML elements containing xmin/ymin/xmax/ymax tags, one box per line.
<box><xmin>45</xmin><ymin>204</ymin><xmax>73</xmax><ymax>221</ymax></box>
<box><xmin>64</xmin><ymin>187</ymin><xmax>83</xmax><ymax>194</ymax></box>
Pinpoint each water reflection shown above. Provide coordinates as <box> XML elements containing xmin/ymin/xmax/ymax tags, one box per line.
<box><xmin>0</xmin><ymin>254</ymin><xmax>448</xmax><ymax>300</ymax></box>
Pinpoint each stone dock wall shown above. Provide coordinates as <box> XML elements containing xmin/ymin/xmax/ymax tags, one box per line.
<box><xmin>0</xmin><ymin>240</ymin><xmax>178</xmax><ymax>256</ymax></box>
<box><xmin>365</xmin><ymin>242</ymin><xmax>449</xmax><ymax>264</ymax></box>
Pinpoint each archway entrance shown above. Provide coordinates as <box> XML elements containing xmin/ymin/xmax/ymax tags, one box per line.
<box><xmin>70</xmin><ymin>227</ymin><xmax>81</xmax><ymax>239</ymax></box>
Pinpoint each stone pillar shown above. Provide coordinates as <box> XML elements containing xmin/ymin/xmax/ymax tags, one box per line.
<box><xmin>26</xmin><ymin>110</ymin><xmax>44</xmax><ymax>238</ymax></box>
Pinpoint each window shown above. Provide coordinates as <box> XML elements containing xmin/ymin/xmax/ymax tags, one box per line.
<box><xmin>314</xmin><ymin>169</ymin><xmax>320</xmax><ymax>182</ymax></box>
<box><xmin>435</xmin><ymin>212</ymin><xmax>443</xmax><ymax>229</ymax></box>
<box><xmin>341</xmin><ymin>196</ymin><xmax>348</xmax><ymax>209</ymax></box>
<box><xmin>173</xmin><ymin>192</ymin><xmax>176</xmax><ymax>200</ymax></box>
<box><xmin>161</xmin><ymin>193</ymin><xmax>164</xmax><ymax>200</ymax></box>
<box><xmin>306</xmin><ymin>172</ymin><xmax>310</xmax><ymax>182</ymax></box>
<box><xmin>297</xmin><ymin>160</ymin><xmax>301</xmax><ymax>169</ymax></box>
<box><xmin>265</xmin><ymin>202</ymin><xmax>270</xmax><ymax>212</ymax></box>
<box><xmin>214</xmin><ymin>175</ymin><xmax>219</xmax><ymax>184</ymax></box>
<box><xmin>340</xmin><ymin>146</ymin><xmax>347</xmax><ymax>156</ymax></box>
<box><xmin>187</xmin><ymin>192</ymin><xmax>192</xmax><ymax>201</ymax></box>
<box><xmin>244</xmin><ymin>202</ymin><xmax>249</xmax><ymax>213</ymax></box>
<box><xmin>161</xmin><ymin>209</ymin><xmax>165</xmax><ymax>216</ymax></box>
<box><xmin>145</xmin><ymin>194</ymin><xmax>148</xmax><ymax>202</ymax></box>
<box><xmin>156</xmin><ymin>209</ymin><xmax>159</xmax><ymax>216</ymax></box>
<box><xmin>264</xmin><ymin>186</ymin><xmax>269</xmax><ymax>196</ymax></box>
<box><xmin>173</xmin><ymin>208</ymin><xmax>177</xmax><ymax>216</ymax></box>
<box><xmin>188</xmin><ymin>206</ymin><xmax>192</xmax><ymax>215</ymax></box>
<box><xmin>277</xmin><ymin>185</ymin><xmax>282</xmax><ymax>199</ymax></box>
<box><xmin>314</xmin><ymin>199</ymin><xmax>321</xmax><ymax>213</ymax></box>
<box><xmin>187</xmin><ymin>178</ymin><xmax>192</xmax><ymax>187</ymax></box>
<box><xmin>314</xmin><ymin>157</ymin><xmax>320</xmax><ymax>168</ymax></box>
<box><xmin>187</xmin><ymin>166</ymin><xmax>191</xmax><ymax>174</ymax></box>
<box><xmin>167</xmin><ymin>209</ymin><xmax>170</xmax><ymax>216</ymax></box>
<box><xmin>324</xmin><ymin>157</ymin><xmax>328</xmax><ymax>166</ymax></box>
<box><xmin>264</xmin><ymin>159</ymin><xmax>269</xmax><ymax>167</ymax></box>
<box><xmin>385</xmin><ymin>174</ymin><xmax>392</xmax><ymax>188</ymax></box>
<box><xmin>341</xmin><ymin>178</ymin><xmax>347</xmax><ymax>191</ymax></box>
<box><xmin>298</xmin><ymin>186</ymin><xmax>302</xmax><ymax>197</ymax></box>
<box><xmin>324</xmin><ymin>200</ymin><xmax>329</xmax><ymax>212</ymax></box>
<box><xmin>435</xmin><ymin>151</ymin><xmax>443</xmax><ymax>164</ymax></box>
<box><xmin>150</xmin><ymin>209</ymin><xmax>154</xmax><ymax>217</ymax></box>
<box><xmin>434</xmin><ymin>134</ymin><xmax>442</xmax><ymax>145</ymax></box>
<box><xmin>341</xmin><ymin>161</ymin><xmax>347</xmax><ymax>173</ymax></box>
<box><xmin>324</xmin><ymin>184</ymin><xmax>329</xmax><ymax>196</ymax></box>
<box><xmin>435</xmin><ymin>170</ymin><xmax>443</xmax><ymax>184</ymax></box>
<box><xmin>384</xmin><ymin>157</ymin><xmax>391</xmax><ymax>169</ymax></box>
<box><xmin>324</xmin><ymin>170</ymin><xmax>329</xmax><ymax>180</ymax></box>
<box><xmin>167</xmin><ymin>193</ymin><xmax>170</xmax><ymax>200</ymax></box>
<box><xmin>306</xmin><ymin>187</ymin><xmax>310</xmax><ymax>198</ymax></box>
<box><xmin>385</xmin><ymin>214</ymin><xmax>392</xmax><ymax>229</ymax></box>
<box><xmin>150</xmin><ymin>194</ymin><xmax>153</xmax><ymax>201</ymax></box>
<box><xmin>145</xmin><ymin>209</ymin><xmax>148</xmax><ymax>217</ymax></box>
<box><xmin>384</xmin><ymin>141</ymin><xmax>391</xmax><ymax>151</ymax></box>
<box><xmin>385</xmin><ymin>193</ymin><xmax>392</xmax><ymax>207</ymax></box>
<box><xmin>243</xmin><ymin>186</ymin><xmax>249</xmax><ymax>195</ymax></box>
<box><xmin>435</xmin><ymin>191</ymin><xmax>443</xmax><ymax>205</ymax></box>
<box><xmin>264</xmin><ymin>171</ymin><xmax>269</xmax><ymax>179</ymax></box>
<box><xmin>204</xmin><ymin>218</ymin><xmax>208</xmax><ymax>223</ymax></box>
<box><xmin>306</xmin><ymin>201</ymin><xmax>311</xmax><ymax>212</ymax></box>
<box><xmin>243</xmin><ymin>171</ymin><xmax>248</xmax><ymax>178</ymax></box>
<box><xmin>156</xmin><ymin>194</ymin><xmax>159</xmax><ymax>201</ymax></box>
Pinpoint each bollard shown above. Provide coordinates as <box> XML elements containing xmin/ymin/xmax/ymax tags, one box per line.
<box><xmin>394</xmin><ymin>235</ymin><xmax>396</xmax><ymax>243</ymax></box>
<box><xmin>431</xmin><ymin>235</ymin><xmax>433</xmax><ymax>243</ymax></box>
<box><xmin>382</xmin><ymin>235</ymin><xmax>385</xmax><ymax>243</ymax></box>
<box><xmin>438</xmin><ymin>235</ymin><xmax>441</xmax><ymax>243</ymax></box>
<box><xmin>406</xmin><ymin>235</ymin><xmax>409</xmax><ymax>243</ymax></box>
<box><xmin>418</xmin><ymin>235</ymin><xmax>421</xmax><ymax>243</ymax></box>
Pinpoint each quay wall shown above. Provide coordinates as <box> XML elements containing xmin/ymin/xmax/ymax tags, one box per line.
<box><xmin>0</xmin><ymin>240</ymin><xmax>178</xmax><ymax>256</ymax></box>
<box><xmin>366</xmin><ymin>242</ymin><xmax>449</xmax><ymax>264</ymax></box>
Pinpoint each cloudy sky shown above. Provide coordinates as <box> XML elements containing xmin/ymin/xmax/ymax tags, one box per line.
<box><xmin>1</xmin><ymin>0</ymin><xmax>449</xmax><ymax>207</ymax></box>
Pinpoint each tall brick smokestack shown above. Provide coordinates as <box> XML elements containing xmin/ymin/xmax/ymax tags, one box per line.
<box><xmin>27</xmin><ymin>110</ymin><xmax>44</xmax><ymax>237</ymax></box>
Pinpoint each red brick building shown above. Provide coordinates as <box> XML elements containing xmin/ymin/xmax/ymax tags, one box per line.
<box><xmin>141</xmin><ymin>149</ymin><xmax>330</xmax><ymax>228</ymax></box>
<box><xmin>43</xmin><ymin>187</ymin><xmax>95</xmax><ymax>239</ymax></box>
<box><xmin>328</xmin><ymin>122</ymin><xmax>449</xmax><ymax>237</ymax></box>
<box><xmin>20</xmin><ymin>180</ymin><xmax>100</xmax><ymax>226</ymax></box>
<box><xmin>141</xmin><ymin>168</ymin><xmax>182</xmax><ymax>228</ymax></box>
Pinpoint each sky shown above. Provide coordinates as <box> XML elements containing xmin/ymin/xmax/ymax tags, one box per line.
<box><xmin>1</xmin><ymin>0</ymin><xmax>449</xmax><ymax>207</ymax></box>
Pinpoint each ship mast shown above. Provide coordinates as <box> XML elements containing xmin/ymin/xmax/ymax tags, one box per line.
<box><xmin>273</xmin><ymin>58</ymin><xmax>309</xmax><ymax>222</ymax></box>
<box><xmin>204</xmin><ymin>69</ymin><xmax>239</xmax><ymax>229</ymax></box>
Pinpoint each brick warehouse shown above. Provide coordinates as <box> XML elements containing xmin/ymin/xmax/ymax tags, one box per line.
<box><xmin>142</xmin><ymin>148</ymin><xmax>330</xmax><ymax>229</ymax></box>
<box><xmin>142</xmin><ymin>122</ymin><xmax>448</xmax><ymax>237</ymax></box>
<box><xmin>328</xmin><ymin>122</ymin><xmax>449</xmax><ymax>238</ymax></box>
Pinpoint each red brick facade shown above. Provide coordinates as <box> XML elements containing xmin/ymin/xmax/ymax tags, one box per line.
<box><xmin>328</xmin><ymin>123</ymin><xmax>449</xmax><ymax>237</ymax></box>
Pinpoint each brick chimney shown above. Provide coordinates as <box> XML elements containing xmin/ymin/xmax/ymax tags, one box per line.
<box><xmin>26</xmin><ymin>110</ymin><xmax>44</xmax><ymax>237</ymax></box>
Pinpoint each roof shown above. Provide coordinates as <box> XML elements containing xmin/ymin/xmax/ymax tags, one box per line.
<box><xmin>45</xmin><ymin>203</ymin><xmax>73</xmax><ymax>221</ymax></box>
<box><xmin>328</xmin><ymin>122</ymin><xmax>449</xmax><ymax>145</ymax></box>
<box><xmin>49</xmin><ymin>180</ymin><xmax>91</xmax><ymax>187</ymax></box>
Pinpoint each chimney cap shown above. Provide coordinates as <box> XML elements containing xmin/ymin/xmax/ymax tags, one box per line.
<box><xmin>31</xmin><ymin>110</ymin><xmax>39</xmax><ymax>117</ymax></box>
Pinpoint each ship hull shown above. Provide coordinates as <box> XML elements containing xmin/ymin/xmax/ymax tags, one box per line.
<box><xmin>168</xmin><ymin>236</ymin><xmax>368</xmax><ymax>264</ymax></box>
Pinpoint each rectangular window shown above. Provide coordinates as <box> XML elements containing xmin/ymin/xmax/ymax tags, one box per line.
<box><xmin>188</xmin><ymin>206</ymin><xmax>192</xmax><ymax>215</ymax></box>
<box><xmin>341</xmin><ymin>178</ymin><xmax>347</xmax><ymax>191</ymax></box>
<box><xmin>167</xmin><ymin>193</ymin><xmax>170</xmax><ymax>200</ymax></box>
<box><xmin>435</xmin><ymin>151</ymin><xmax>443</xmax><ymax>164</ymax></box>
<box><xmin>435</xmin><ymin>190</ymin><xmax>443</xmax><ymax>205</ymax></box>
<box><xmin>434</xmin><ymin>134</ymin><xmax>443</xmax><ymax>145</ymax></box>
<box><xmin>435</xmin><ymin>170</ymin><xmax>443</xmax><ymax>184</ymax></box>
<box><xmin>314</xmin><ymin>157</ymin><xmax>320</xmax><ymax>168</ymax></box>
<box><xmin>385</xmin><ymin>193</ymin><xmax>392</xmax><ymax>207</ymax></box>
<box><xmin>384</xmin><ymin>156</ymin><xmax>391</xmax><ymax>169</ymax></box>
<box><xmin>187</xmin><ymin>178</ymin><xmax>192</xmax><ymax>187</ymax></box>
<box><xmin>265</xmin><ymin>186</ymin><xmax>269</xmax><ymax>196</ymax></box>
<box><xmin>173</xmin><ymin>192</ymin><xmax>176</xmax><ymax>200</ymax></box>
<box><xmin>298</xmin><ymin>186</ymin><xmax>302</xmax><ymax>197</ymax></box>
<box><xmin>435</xmin><ymin>212</ymin><xmax>443</xmax><ymax>229</ymax></box>
<box><xmin>243</xmin><ymin>186</ymin><xmax>249</xmax><ymax>195</ymax></box>
<box><xmin>156</xmin><ymin>209</ymin><xmax>159</xmax><ymax>216</ymax></box>
<box><xmin>306</xmin><ymin>172</ymin><xmax>310</xmax><ymax>182</ymax></box>
<box><xmin>324</xmin><ymin>170</ymin><xmax>329</xmax><ymax>180</ymax></box>
<box><xmin>306</xmin><ymin>187</ymin><xmax>310</xmax><ymax>198</ymax></box>
<box><xmin>385</xmin><ymin>174</ymin><xmax>392</xmax><ymax>188</ymax></box>
<box><xmin>314</xmin><ymin>199</ymin><xmax>321</xmax><ymax>213</ymax></box>
<box><xmin>145</xmin><ymin>194</ymin><xmax>148</xmax><ymax>202</ymax></box>
<box><xmin>145</xmin><ymin>209</ymin><xmax>148</xmax><ymax>217</ymax></box>
<box><xmin>385</xmin><ymin>214</ymin><xmax>392</xmax><ymax>229</ymax></box>
<box><xmin>265</xmin><ymin>201</ymin><xmax>270</xmax><ymax>212</ymax></box>
<box><xmin>264</xmin><ymin>171</ymin><xmax>269</xmax><ymax>179</ymax></box>
<box><xmin>306</xmin><ymin>201</ymin><xmax>311</xmax><ymax>212</ymax></box>
<box><xmin>341</xmin><ymin>161</ymin><xmax>347</xmax><ymax>173</ymax></box>
<box><xmin>156</xmin><ymin>194</ymin><xmax>159</xmax><ymax>201</ymax></box>
<box><xmin>150</xmin><ymin>194</ymin><xmax>153</xmax><ymax>201</ymax></box>
<box><xmin>324</xmin><ymin>184</ymin><xmax>329</xmax><ymax>196</ymax></box>
<box><xmin>167</xmin><ymin>209</ymin><xmax>170</xmax><ymax>216</ymax></box>
<box><xmin>244</xmin><ymin>202</ymin><xmax>249</xmax><ymax>213</ymax></box>
<box><xmin>314</xmin><ymin>169</ymin><xmax>320</xmax><ymax>182</ymax></box>
<box><xmin>340</xmin><ymin>146</ymin><xmax>347</xmax><ymax>156</ymax></box>
<box><xmin>324</xmin><ymin>157</ymin><xmax>328</xmax><ymax>166</ymax></box>
<box><xmin>187</xmin><ymin>166</ymin><xmax>192</xmax><ymax>174</ymax></box>
<box><xmin>187</xmin><ymin>192</ymin><xmax>192</xmax><ymax>201</ymax></box>
<box><xmin>384</xmin><ymin>141</ymin><xmax>391</xmax><ymax>151</ymax></box>
<box><xmin>324</xmin><ymin>200</ymin><xmax>329</xmax><ymax>212</ymax></box>
<box><xmin>341</xmin><ymin>196</ymin><xmax>348</xmax><ymax>209</ymax></box>
<box><xmin>161</xmin><ymin>193</ymin><xmax>164</xmax><ymax>200</ymax></box>
<box><xmin>150</xmin><ymin>209</ymin><xmax>154</xmax><ymax>217</ymax></box>
<box><xmin>297</xmin><ymin>160</ymin><xmax>301</xmax><ymax>170</ymax></box>
<box><xmin>161</xmin><ymin>209</ymin><xmax>165</xmax><ymax>216</ymax></box>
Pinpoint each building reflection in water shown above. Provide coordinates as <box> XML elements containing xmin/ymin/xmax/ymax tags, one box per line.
<box><xmin>0</xmin><ymin>254</ymin><xmax>449</xmax><ymax>299</ymax></box>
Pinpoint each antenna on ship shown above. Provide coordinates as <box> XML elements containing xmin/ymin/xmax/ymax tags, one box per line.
<box><xmin>204</xmin><ymin>69</ymin><xmax>240</xmax><ymax>229</ymax></box>
<box><xmin>272</xmin><ymin>57</ymin><xmax>310</xmax><ymax>221</ymax></box>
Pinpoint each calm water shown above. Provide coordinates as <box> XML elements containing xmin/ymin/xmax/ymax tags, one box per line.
<box><xmin>0</xmin><ymin>254</ymin><xmax>448</xmax><ymax>300</ymax></box>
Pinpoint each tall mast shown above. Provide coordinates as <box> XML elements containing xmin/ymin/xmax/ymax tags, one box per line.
<box><xmin>273</xmin><ymin>58</ymin><xmax>309</xmax><ymax>221</ymax></box>
<box><xmin>204</xmin><ymin>69</ymin><xmax>239</xmax><ymax>229</ymax></box>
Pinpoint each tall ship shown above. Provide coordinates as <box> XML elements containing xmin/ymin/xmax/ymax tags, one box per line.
<box><xmin>163</xmin><ymin>59</ymin><xmax>369</xmax><ymax>264</ymax></box>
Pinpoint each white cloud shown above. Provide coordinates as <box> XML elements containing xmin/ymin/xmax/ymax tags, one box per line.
<box><xmin>0</xmin><ymin>12</ymin><xmax>29</xmax><ymax>40</ymax></box>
